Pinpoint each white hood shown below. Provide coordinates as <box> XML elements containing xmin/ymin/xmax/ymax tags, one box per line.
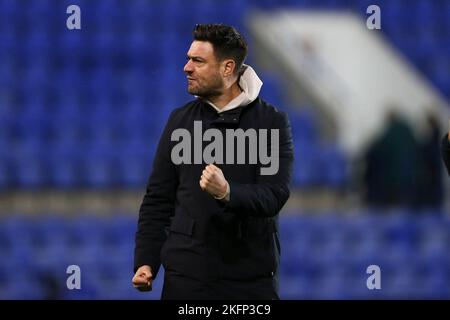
<box><xmin>236</xmin><ymin>64</ymin><xmax>263</xmax><ymax>106</ymax></box>
<box><xmin>206</xmin><ymin>64</ymin><xmax>263</xmax><ymax>113</ymax></box>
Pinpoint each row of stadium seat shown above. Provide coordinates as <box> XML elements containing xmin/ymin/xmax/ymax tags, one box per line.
<box><xmin>0</xmin><ymin>0</ymin><xmax>448</xmax><ymax>189</ymax></box>
<box><xmin>1</xmin><ymin>210</ymin><xmax>449</xmax><ymax>299</ymax></box>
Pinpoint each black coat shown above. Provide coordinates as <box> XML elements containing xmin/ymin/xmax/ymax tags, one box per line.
<box><xmin>134</xmin><ymin>97</ymin><xmax>294</xmax><ymax>293</ymax></box>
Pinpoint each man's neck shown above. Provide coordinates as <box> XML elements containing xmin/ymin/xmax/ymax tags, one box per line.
<box><xmin>208</xmin><ymin>81</ymin><xmax>242</xmax><ymax>110</ymax></box>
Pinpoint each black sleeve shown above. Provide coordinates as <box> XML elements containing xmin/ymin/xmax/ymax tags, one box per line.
<box><xmin>224</xmin><ymin>111</ymin><xmax>294</xmax><ymax>218</ymax></box>
<box><xmin>441</xmin><ymin>133</ymin><xmax>450</xmax><ymax>176</ymax></box>
<box><xmin>134</xmin><ymin>111</ymin><xmax>178</xmax><ymax>278</ymax></box>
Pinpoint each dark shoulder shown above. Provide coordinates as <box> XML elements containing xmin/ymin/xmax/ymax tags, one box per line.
<box><xmin>251</xmin><ymin>97</ymin><xmax>289</xmax><ymax>126</ymax></box>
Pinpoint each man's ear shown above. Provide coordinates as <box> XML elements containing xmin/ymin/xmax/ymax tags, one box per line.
<box><xmin>222</xmin><ymin>59</ymin><xmax>236</xmax><ymax>77</ymax></box>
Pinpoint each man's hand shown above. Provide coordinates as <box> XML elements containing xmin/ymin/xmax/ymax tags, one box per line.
<box><xmin>132</xmin><ymin>265</ymin><xmax>153</xmax><ymax>292</ymax></box>
<box><xmin>200</xmin><ymin>164</ymin><xmax>228</xmax><ymax>200</ymax></box>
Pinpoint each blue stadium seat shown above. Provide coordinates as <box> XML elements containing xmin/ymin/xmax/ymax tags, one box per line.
<box><xmin>47</xmin><ymin>152</ymin><xmax>79</xmax><ymax>188</ymax></box>
<box><xmin>0</xmin><ymin>24</ymin><xmax>16</xmax><ymax>53</ymax></box>
<box><xmin>279</xmin><ymin>274</ymin><xmax>315</xmax><ymax>299</ymax></box>
<box><xmin>2</xmin><ymin>211</ymin><xmax>450</xmax><ymax>299</ymax></box>
<box><xmin>293</xmin><ymin>146</ymin><xmax>322</xmax><ymax>187</ymax></box>
<box><xmin>117</xmin><ymin>148</ymin><xmax>154</xmax><ymax>188</ymax></box>
<box><xmin>259</xmin><ymin>73</ymin><xmax>285</xmax><ymax>107</ymax></box>
<box><xmin>419</xmin><ymin>271</ymin><xmax>450</xmax><ymax>299</ymax></box>
<box><xmin>57</xmin><ymin>30</ymin><xmax>85</xmax><ymax>61</ymax></box>
<box><xmin>0</xmin><ymin>52</ymin><xmax>17</xmax><ymax>87</ymax></box>
<box><xmin>0</xmin><ymin>152</ymin><xmax>10</xmax><ymax>189</ymax></box>
<box><xmin>0</xmin><ymin>0</ymin><xmax>18</xmax><ymax>16</ymax></box>
<box><xmin>316</xmin><ymin>146</ymin><xmax>348</xmax><ymax>187</ymax></box>
<box><xmin>0</xmin><ymin>0</ymin><xmax>447</xmax><ymax>192</ymax></box>
<box><xmin>81</xmin><ymin>149</ymin><xmax>117</xmax><ymax>188</ymax></box>
<box><xmin>101</xmin><ymin>215</ymin><xmax>136</xmax><ymax>245</ymax></box>
<box><xmin>1</xmin><ymin>279</ymin><xmax>45</xmax><ymax>300</ymax></box>
<box><xmin>11</xmin><ymin>151</ymin><xmax>45</xmax><ymax>189</ymax></box>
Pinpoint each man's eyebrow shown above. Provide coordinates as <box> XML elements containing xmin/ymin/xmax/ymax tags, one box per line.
<box><xmin>187</xmin><ymin>55</ymin><xmax>205</xmax><ymax>62</ymax></box>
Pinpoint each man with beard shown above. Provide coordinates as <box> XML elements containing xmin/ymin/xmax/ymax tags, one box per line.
<box><xmin>132</xmin><ymin>24</ymin><xmax>293</xmax><ymax>299</ymax></box>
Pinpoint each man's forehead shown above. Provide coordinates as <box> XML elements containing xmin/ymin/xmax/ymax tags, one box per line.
<box><xmin>187</xmin><ymin>40</ymin><xmax>214</xmax><ymax>58</ymax></box>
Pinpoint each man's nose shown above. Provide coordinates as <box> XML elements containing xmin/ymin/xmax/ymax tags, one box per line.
<box><xmin>184</xmin><ymin>60</ymin><xmax>193</xmax><ymax>73</ymax></box>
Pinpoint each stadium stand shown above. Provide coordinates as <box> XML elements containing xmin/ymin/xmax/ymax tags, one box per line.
<box><xmin>0</xmin><ymin>0</ymin><xmax>449</xmax><ymax>299</ymax></box>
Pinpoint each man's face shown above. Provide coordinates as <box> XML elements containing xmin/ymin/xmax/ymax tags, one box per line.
<box><xmin>183</xmin><ymin>41</ymin><xmax>224</xmax><ymax>98</ymax></box>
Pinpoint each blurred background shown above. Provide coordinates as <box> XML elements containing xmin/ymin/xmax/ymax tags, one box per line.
<box><xmin>1</xmin><ymin>0</ymin><xmax>450</xmax><ymax>299</ymax></box>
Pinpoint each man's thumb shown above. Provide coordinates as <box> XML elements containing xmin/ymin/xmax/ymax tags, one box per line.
<box><xmin>142</xmin><ymin>270</ymin><xmax>152</xmax><ymax>280</ymax></box>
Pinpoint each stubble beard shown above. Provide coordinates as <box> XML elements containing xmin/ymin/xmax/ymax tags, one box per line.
<box><xmin>187</xmin><ymin>76</ymin><xmax>223</xmax><ymax>100</ymax></box>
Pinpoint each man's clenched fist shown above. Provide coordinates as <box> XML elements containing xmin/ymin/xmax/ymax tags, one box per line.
<box><xmin>199</xmin><ymin>164</ymin><xmax>229</xmax><ymax>200</ymax></box>
<box><xmin>132</xmin><ymin>265</ymin><xmax>153</xmax><ymax>292</ymax></box>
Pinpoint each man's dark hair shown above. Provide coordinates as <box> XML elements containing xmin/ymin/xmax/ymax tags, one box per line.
<box><xmin>193</xmin><ymin>24</ymin><xmax>248</xmax><ymax>75</ymax></box>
